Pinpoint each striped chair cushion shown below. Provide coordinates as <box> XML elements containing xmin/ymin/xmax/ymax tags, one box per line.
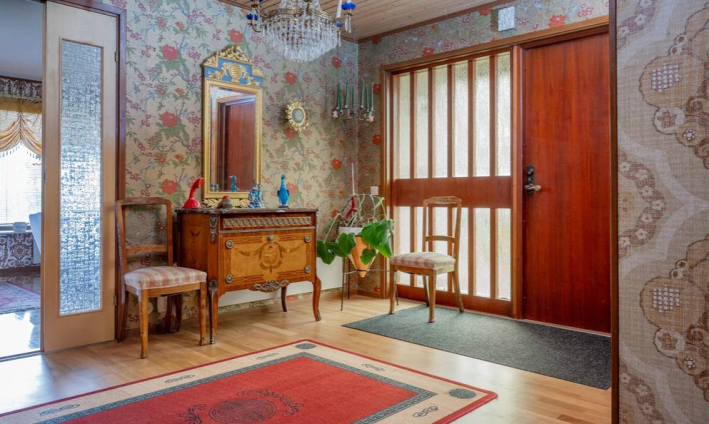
<box><xmin>124</xmin><ymin>266</ymin><xmax>207</xmax><ymax>290</ymax></box>
<box><xmin>390</xmin><ymin>252</ymin><xmax>455</xmax><ymax>270</ymax></box>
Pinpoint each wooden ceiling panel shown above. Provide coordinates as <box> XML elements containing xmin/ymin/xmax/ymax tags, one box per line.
<box><xmin>232</xmin><ymin>0</ymin><xmax>499</xmax><ymax>41</ymax></box>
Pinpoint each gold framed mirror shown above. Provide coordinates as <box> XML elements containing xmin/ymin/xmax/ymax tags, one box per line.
<box><xmin>202</xmin><ymin>45</ymin><xmax>263</xmax><ymax>206</ymax></box>
<box><xmin>285</xmin><ymin>101</ymin><xmax>309</xmax><ymax>131</ymax></box>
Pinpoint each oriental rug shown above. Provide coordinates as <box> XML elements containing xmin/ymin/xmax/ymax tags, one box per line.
<box><xmin>0</xmin><ymin>340</ymin><xmax>496</xmax><ymax>423</ymax></box>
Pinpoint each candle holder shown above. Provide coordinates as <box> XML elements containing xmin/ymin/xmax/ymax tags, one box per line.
<box><xmin>332</xmin><ymin>79</ymin><xmax>375</xmax><ymax>123</ymax></box>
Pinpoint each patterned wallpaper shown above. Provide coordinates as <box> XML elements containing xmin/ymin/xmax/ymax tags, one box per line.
<box><xmin>617</xmin><ymin>1</ymin><xmax>709</xmax><ymax>422</ymax></box>
<box><xmin>355</xmin><ymin>0</ymin><xmax>610</xmax><ymax>292</ymax></box>
<box><xmin>97</xmin><ymin>0</ymin><xmax>357</xmax><ymax>328</ymax></box>
<box><xmin>99</xmin><ymin>0</ymin><xmax>357</xmax><ymax>233</ymax></box>
<box><xmin>98</xmin><ymin>0</ymin><xmax>613</xmax><ymax>326</ymax></box>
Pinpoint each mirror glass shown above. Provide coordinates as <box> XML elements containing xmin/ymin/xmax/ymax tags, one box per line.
<box><xmin>202</xmin><ymin>45</ymin><xmax>263</xmax><ymax>205</ymax></box>
<box><xmin>209</xmin><ymin>86</ymin><xmax>257</xmax><ymax>192</ymax></box>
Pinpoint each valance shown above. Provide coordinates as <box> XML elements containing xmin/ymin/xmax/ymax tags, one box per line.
<box><xmin>0</xmin><ymin>76</ymin><xmax>41</xmax><ymax>103</ymax></box>
<box><xmin>0</xmin><ymin>97</ymin><xmax>42</xmax><ymax>158</ymax></box>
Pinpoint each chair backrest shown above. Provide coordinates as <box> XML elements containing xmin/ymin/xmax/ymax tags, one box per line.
<box><xmin>115</xmin><ymin>197</ymin><xmax>173</xmax><ymax>280</ymax></box>
<box><xmin>421</xmin><ymin>196</ymin><xmax>463</xmax><ymax>261</ymax></box>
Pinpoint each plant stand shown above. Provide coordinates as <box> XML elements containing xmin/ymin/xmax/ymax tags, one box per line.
<box><xmin>341</xmin><ymin>258</ymin><xmax>398</xmax><ymax>311</ymax></box>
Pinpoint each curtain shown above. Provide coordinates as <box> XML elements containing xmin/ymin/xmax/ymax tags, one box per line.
<box><xmin>0</xmin><ymin>97</ymin><xmax>42</xmax><ymax>158</ymax></box>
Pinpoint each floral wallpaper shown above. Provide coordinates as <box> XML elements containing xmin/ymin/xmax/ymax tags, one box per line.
<box><xmin>355</xmin><ymin>0</ymin><xmax>610</xmax><ymax>292</ymax></box>
<box><xmin>96</xmin><ymin>0</ymin><xmax>613</xmax><ymax>326</ymax></box>
<box><xmin>96</xmin><ymin>0</ymin><xmax>357</xmax><ymax>329</ymax></box>
<box><xmin>617</xmin><ymin>0</ymin><xmax>709</xmax><ymax>422</ymax></box>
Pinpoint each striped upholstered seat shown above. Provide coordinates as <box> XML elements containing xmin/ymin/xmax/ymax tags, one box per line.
<box><xmin>124</xmin><ymin>266</ymin><xmax>207</xmax><ymax>290</ymax></box>
<box><xmin>390</xmin><ymin>252</ymin><xmax>455</xmax><ymax>270</ymax></box>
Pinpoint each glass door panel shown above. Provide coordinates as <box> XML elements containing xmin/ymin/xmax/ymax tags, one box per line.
<box><xmin>43</xmin><ymin>1</ymin><xmax>117</xmax><ymax>351</ymax></box>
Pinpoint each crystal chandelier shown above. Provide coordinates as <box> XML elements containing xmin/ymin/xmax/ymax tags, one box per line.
<box><xmin>246</xmin><ymin>0</ymin><xmax>357</xmax><ymax>63</ymax></box>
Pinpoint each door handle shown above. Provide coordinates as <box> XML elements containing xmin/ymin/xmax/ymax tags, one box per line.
<box><xmin>524</xmin><ymin>165</ymin><xmax>541</xmax><ymax>195</ymax></box>
<box><xmin>524</xmin><ymin>183</ymin><xmax>541</xmax><ymax>193</ymax></box>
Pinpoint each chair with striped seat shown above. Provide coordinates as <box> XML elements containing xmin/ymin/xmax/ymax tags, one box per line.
<box><xmin>389</xmin><ymin>196</ymin><xmax>465</xmax><ymax>322</ymax></box>
<box><xmin>116</xmin><ymin>197</ymin><xmax>208</xmax><ymax>358</ymax></box>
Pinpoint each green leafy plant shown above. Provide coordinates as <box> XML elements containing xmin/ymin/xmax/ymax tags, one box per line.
<box><xmin>316</xmin><ymin>194</ymin><xmax>394</xmax><ymax>266</ymax></box>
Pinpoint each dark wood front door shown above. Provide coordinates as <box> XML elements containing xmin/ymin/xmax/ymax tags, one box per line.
<box><xmin>521</xmin><ymin>31</ymin><xmax>611</xmax><ymax>333</ymax></box>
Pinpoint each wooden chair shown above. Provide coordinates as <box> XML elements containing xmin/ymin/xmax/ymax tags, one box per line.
<box><xmin>116</xmin><ymin>197</ymin><xmax>208</xmax><ymax>358</ymax></box>
<box><xmin>389</xmin><ymin>196</ymin><xmax>464</xmax><ymax>322</ymax></box>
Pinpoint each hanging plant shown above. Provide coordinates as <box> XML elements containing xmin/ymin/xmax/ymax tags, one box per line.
<box><xmin>316</xmin><ymin>194</ymin><xmax>394</xmax><ymax>272</ymax></box>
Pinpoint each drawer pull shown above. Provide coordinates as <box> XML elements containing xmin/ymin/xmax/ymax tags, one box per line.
<box><xmin>304</xmin><ymin>235</ymin><xmax>311</xmax><ymax>243</ymax></box>
<box><xmin>225</xmin><ymin>274</ymin><xmax>234</xmax><ymax>284</ymax></box>
<box><xmin>304</xmin><ymin>266</ymin><xmax>311</xmax><ymax>274</ymax></box>
<box><xmin>267</xmin><ymin>235</ymin><xmax>274</xmax><ymax>242</ymax></box>
<box><xmin>225</xmin><ymin>240</ymin><xmax>234</xmax><ymax>249</ymax></box>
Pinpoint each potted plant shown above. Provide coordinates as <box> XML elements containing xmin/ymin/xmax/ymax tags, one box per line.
<box><xmin>316</xmin><ymin>194</ymin><xmax>394</xmax><ymax>277</ymax></box>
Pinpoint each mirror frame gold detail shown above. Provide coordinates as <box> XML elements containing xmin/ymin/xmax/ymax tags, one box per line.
<box><xmin>202</xmin><ymin>45</ymin><xmax>264</xmax><ymax>206</ymax></box>
<box><xmin>285</xmin><ymin>101</ymin><xmax>309</xmax><ymax>132</ymax></box>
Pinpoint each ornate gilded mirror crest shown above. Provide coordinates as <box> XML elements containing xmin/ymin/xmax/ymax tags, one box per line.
<box><xmin>203</xmin><ymin>45</ymin><xmax>264</xmax><ymax>87</ymax></box>
<box><xmin>202</xmin><ymin>45</ymin><xmax>263</xmax><ymax>207</ymax></box>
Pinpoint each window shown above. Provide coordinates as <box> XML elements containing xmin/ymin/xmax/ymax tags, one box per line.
<box><xmin>0</xmin><ymin>110</ymin><xmax>42</xmax><ymax>225</ymax></box>
<box><xmin>391</xmin><ymin>50</ymin><xmax>514</xmax><ymax>314</ymax></box>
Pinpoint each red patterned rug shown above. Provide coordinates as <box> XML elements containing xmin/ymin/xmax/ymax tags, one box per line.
<box><xmin>0</xmin><ymin>281</ymin><xmax>40</xmax><ymax>315</ymax></box>
<box><xmin>0</xmin><ymin>340</ymin><xmax>496</xmax><ymax>423</ymax></box>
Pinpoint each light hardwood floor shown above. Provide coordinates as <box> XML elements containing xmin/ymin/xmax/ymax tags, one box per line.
<box><xmin>0</xmin><ymin>293</ymin><xmax>611</xmax><ymax>423</ymax></box>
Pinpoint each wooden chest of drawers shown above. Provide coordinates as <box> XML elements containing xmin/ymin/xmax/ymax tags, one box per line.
<box><xmin>176</xmin><ymin>208</ymin><xmax>321</xmax><ymax>342</ymax></box>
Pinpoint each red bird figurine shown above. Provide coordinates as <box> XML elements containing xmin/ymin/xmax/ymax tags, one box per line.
<box><xmin>183</xmin><ymin>177</ymin><xmax>204</xmax><ymax>208</ymax></box>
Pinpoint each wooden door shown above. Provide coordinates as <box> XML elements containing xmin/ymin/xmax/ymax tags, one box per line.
<box><xmin>521</xmin><ymin>31</ymin><xmax>611</xmax><ymax>332</ymax></box>
<box><xmin>389</xmin><ymin>51</ymin><xmax>514</xmax><ymax>316</ymax></box>
<box><xmin>42</xmin><ymin>1</ymin><xmax>118</xmax><ymax>351</ymax></box>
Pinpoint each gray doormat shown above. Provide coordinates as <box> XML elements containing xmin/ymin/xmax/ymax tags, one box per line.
<box><xmin>344</xmin><ymin>306</ymin><xmax>611</xmax><ymax>389</ymax></box>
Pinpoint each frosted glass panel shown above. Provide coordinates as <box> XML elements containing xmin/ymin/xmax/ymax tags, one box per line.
<box><xmin>453</xmin><ymin>62</ymin><xmax>469</xmax><ymax>177</ymax></box>
<box><xmin>415</xmin><ymin>207</ymin><xmax>424</xmax><ymax>287</ymax></box>
<box><xmin>459</xmin><ymin>208</ymin><xmax>469</xmax><ymax>295</ymax></box>
<box><xmin>433</xmin><ymin>207</ymin><xmax>448</xmax><ymax>290</ymax></box>
<box><xmin>433</xmin><ymin>66</ymin><xmax>448</xmax><ymax>178</ymax></box>
<box><xmin>396</xmin><ymin>207</ymin><xmax>411</xmax><ymax>255</ymax></box>
<box><xmin>474</xmin><ymin>208</ymin><xmax>491</xmax><ymax>298</ymax></box>
<box><xmin>59</xmin><ymin>40</ymin><xmax>104</xmax><ymax>315</ymax></box>
<box><xmin>397</xmin><ymin>74</ymin><xmax>411</xmax><ymax>179</ymax></box>
<box><xmin>496</xmin><ymin>208</ymin><xmax>512</xmax><ymax>300</ymax></box>
<box><xmin>474</xmin><ymin>57</ymin><xmax>491</xmax><ymax>177</ymax></box>
<box><xmin>415</xmin><ymin>70</ymin><xmax>429</xmax><ymax>178</ymax></box>
<box><xmin>496</xmin><ymin>53</ymin><xmax>512</xmax><ymax>176</ymax></box>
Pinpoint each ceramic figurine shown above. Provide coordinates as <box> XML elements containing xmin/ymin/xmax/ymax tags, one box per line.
<box><xmin>217</xmin><ymin>195</ymin><xmax>234</xmax><ymax>209</ymax></box>
<box><xmin>277</xmin><ymin>174</ymin><xmax>290</xmax><ymax>208</ymax></box>
<box><xmin>248</xmin><ymin>183</ymin><xmax>263</xmax><ymax>208</ymax></box>
<box><xmin>183</xmin><ymin>178</ymin><xmax>204</xmax><ymax>208</ymax></box>
<box><xmin>230</xmin><ymin>175</ymin><xmax>238</xmax><ymax>192</ymax></box>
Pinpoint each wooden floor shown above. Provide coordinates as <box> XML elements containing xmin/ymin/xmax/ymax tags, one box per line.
<box><xmin>0</xmin><ymin>293</ymin><xmax>611</xmax><ymax>423</ymax></box>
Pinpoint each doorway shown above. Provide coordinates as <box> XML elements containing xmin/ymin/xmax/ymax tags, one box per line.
<box><xmin>520</xmin><ymin>30</ymin><xmax>611</xmax><ymax>333</ymax></box>
<box><xmin>0</xmin><ymin>0</ymin><xmax>123</xmax><ymax>358</ymax></box>
<box><xmin>0</xmin><ymin>0</ymin><xmax>44</xmax><ymax>359</ymax></box>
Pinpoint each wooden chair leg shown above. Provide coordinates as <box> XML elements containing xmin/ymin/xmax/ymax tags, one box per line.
<box><xmin>139</xmin><ymin>291</ymin><xmax>149</xmax><ymax>359</ymax></box>
<box><xmin>428</xmin><ymin>272</ymin><xmax>436</xmax><ymax>323</ymax></box>
<box><xmin>389</xmin><ymin>269</ymin><xmax>397</xmax><ymax>314</ymax></box>
<box><xmin>163</xmin><ymin>296</ymin><xmax>173</xmax><ymax>334</ymax></box>
<box><xmin>175</xmin><ymin>295</ymin><xmax>183</xmax><ymax>333</ymax></box>
<box><xmin>281</xmin><ymin>286</ymin><xmax>288</xmax><ymax>312</ymax></box>
<box><xmin>198</xmin><ymin>284</ymin><xmax>207</xmax><ymax>346</ymax></box>
<box><xmin>117</xmin><ymin>290</ymin><xmax>128</xmax><ymax>342</ymax></box>
<box><xmin>422</xmin><ymin>276</ymin><xmax>430</xmax><ymax>307</ymax></box>
<box><xmin>451</xmin><ymin>269</ymin><xmax>464</xmax><ymax>313</ymax></box>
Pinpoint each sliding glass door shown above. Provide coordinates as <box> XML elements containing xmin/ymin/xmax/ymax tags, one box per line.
<box><xmin>390</xmin><ymin>50</ymin><xmax>513</xmax><ymax>316</ymax></box>
<box><xmin>42</xmin><ymin>1</ymin><xmax>118</xmax><ymax>351</ymax></box>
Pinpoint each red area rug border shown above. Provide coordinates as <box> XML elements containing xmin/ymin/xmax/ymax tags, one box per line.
<box><xmin>0</xmin><ymin>339</ymin><xmax>497</xmax><ymax>423</ymax></box>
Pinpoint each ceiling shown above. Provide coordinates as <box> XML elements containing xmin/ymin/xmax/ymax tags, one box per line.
<box><xmin>233</xmin><ymin>0</ymin><xmax>495</xmax><ymax>41</ymax></box>
<box><xmin>0</xmin><ymin>0</ymin><xmax>43</xmax><ymax>81</ymax></box>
